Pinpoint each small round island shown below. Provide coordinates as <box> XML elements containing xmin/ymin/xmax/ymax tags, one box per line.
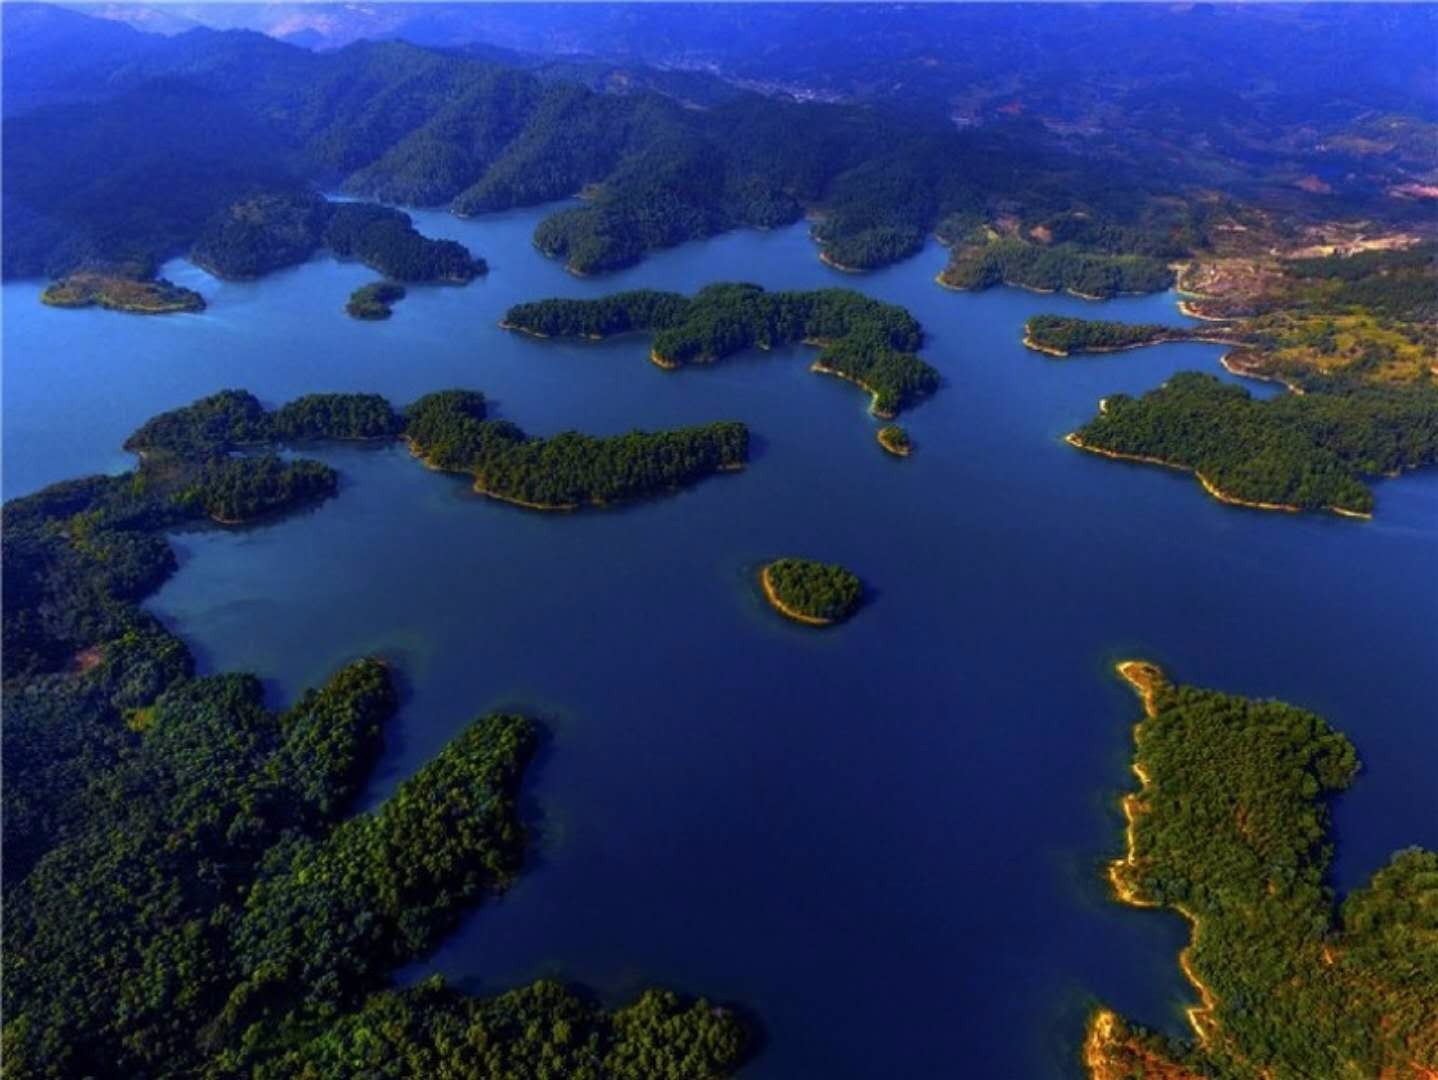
<box><xmin>346</xmin><ymin>281</ymin><xmax>407</xmax><ymax>320</ymax></box>
<box><xmin>760</xmin><ymin>557</ymin><xmax>863</xmax><ymax>626</ymax></box>
<box><xmin>876</xmin><ymin>424</ymin><xmax>912</xmax><ymax>457</ymax></box>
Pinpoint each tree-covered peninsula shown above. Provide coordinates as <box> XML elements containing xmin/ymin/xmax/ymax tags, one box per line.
<box><xmin>77</xmin><ymin>391</ymin><xmax>401</xmax><ymax>528</ymax></box>
<box><xmin>40</xmin><ymin>272</ymin><xmax>205</xmax><ymax>314</ymax></box>
<box><xmin>1069</xmin><ymin>372</ymin><xmax>1438</xmax><ymax>517</ymax></box>
<box><xmin>1</xmin><ymin>399</ymin><xmax>753</xmax><ymax>1079</ymax></box>
<box><xmin>179</xmin><ymin>454</ymin><xmax>338</xmax><ymax>524</ymax></box>
<box><xmin>119</xmin><ymin>387</ymin><xmax>747</xmax><ymax>514</ymax></box>
<box><xmin>346</xmin><ymin>280</ymin><xmax>407</xmax><ymax>319</ymax></box>
<box><xmin>1022</xmin><ymin>315</ymin><xmax>1229</xmax><ymax>357</ymax></box>
<box><xmin>503</xmin><ymin>284</ymin><xmax>940</xmax><ymax>418</ymax></box>
<box><xmin>939</xmin><ymin>236</ymin><xmax>1176</xmax><ymax>299</ymax></box>
<box><xmin>192</xmin><ymin>193</ymin><xmax>485</xmax><ymax>283</ymax></box>
<box><xmin>1085</xmin><ymin>662</ymin><xmax>1437</xmax><ymax>1080</ymax></box>
<box><xmin>760</xmin><ymin>558</ymin><xmax>863</xmax><ymax>625</ymax></box>
<box><xmin>404</xmin><ymin>389</ymin><xmax>748</xmax><ymax>509</ymax></box>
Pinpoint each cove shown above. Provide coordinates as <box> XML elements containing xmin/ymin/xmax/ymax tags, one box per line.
<box><xmin>4</xmin><ymin>207</ymin><xmax>1435</xmax><ymax>1078</ymax></box>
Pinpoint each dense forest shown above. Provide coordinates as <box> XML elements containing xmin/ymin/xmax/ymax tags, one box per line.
<box><xmin>179</xmin><ymin>454</ymin><xmax>337</xmax><ymax>523</ymax></box>
<box><xmin>1023</xmin><ymin>315</ymin><xmax>1206</xmax><ymax>356</ymax></box>
<box><xmin>192</xmin><ymin>193</ymin><xmax>484</xmax><ymax>282</ymax></box>
<box><xmin>940</xmin><ymin>237</ymin><xmax>1176</xmax><ymax>299</ymax></box>
<box><xmin>1</xmin><ymin>390</ymin><xmax>752</xmax><ymax>1078</ymax></box>
<box><xmin>248</xmin><ymin>977</ymin><xmax>749</xmax><ymax>1078</ymax></box>
<box><xmin>2</xmin><ymin>11</ymin><xmax>1214</xmax><ymax>282</ymax></box>
<box><xmin>404</xmin><ymin>389</ymin><xmax>749</xmax><ymax>508</ymax></box>
<box><xmin>761</xmin><ymin>558</ymin><xmax>863</xmax><ymax>624</ymax></box>
<box><xmin>270</xmin><ymin>392</ymin><xmax>406</xmax><ymax>442</ymax></box>
<box><xmin>1070</xmin><ymin>372</ymin><xmax>1438</xmax><ymax>516</ymax></box>
<box><xmin>1087</xmin><ymin>664</ymin><xmax>1438</xmax><ymax>1078</ymax></box>
<box><xmin>504</xmin><ymin>284</ymin><xmax>940</xmax><ymax>417</ymax></box>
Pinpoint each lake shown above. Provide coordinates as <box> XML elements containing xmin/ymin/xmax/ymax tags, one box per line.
<box><xmin>4</xmin><ymin>205</ymin><xmax>1435</xmax><ymax>1078</ymax></box>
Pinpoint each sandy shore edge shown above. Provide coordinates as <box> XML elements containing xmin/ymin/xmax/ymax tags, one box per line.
<box><xmin>759</xmin><ymin>565</ymin><xmax>835</xmax><ymax>626</ymax></box>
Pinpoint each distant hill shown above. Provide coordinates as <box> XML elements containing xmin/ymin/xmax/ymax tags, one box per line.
<box><xmin>1</xmin><ymin>2</ymin><xmax>164</xmax><ymax>113</ymax></box>
<box><xmin>1</xmin><ymin>9</ymin><xmax>1180</xmax><ymax>280</ymax></box>
<box><xmin>4</xmin><ymin>4</ymin><xmax>1434</xmax><ymax>282</ymax></box>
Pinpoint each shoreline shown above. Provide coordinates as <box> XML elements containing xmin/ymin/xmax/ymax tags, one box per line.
<box><xmin>809</xmin><ymin>361</ymin><xmax>895</xmax><ymax>418</ymax></box>
<box><xmin>1177</xmin><ymin>298</ymin><xmax>1236</xmax><ymax>323</ymax></box>
<box><xmin>649</xmin><ymin>347</ymin><xmax>681</xmax><ymax>370</ymax></box>
<box><xmin>877</xmin><ymin>428</ymin><xmax>911</xmax><ymax>456</ymax></box>
<box><xmin>497</xmin><ymin>320</ymin><xmax>550</xmax><ymax>339</ymax></box>
<box><xmin>1065</xmin><ymin>432</ymin><xmax>1369</xmax><ymax>519</ymax></box>
<box><xmin>41</xmin><ymin>275</ymin><xmax>207</xmax><ymax>316</ymax></box>
<box><xmin>759</xmin><ymin>565</ymin><xmax>834</xmax><ymax>626</ymax></box>
<box><xmin>1218</xmin><ymin>352</ymin><xmax>1305</xmax><ymax>395</ymax></box>
<box><xmin>935</xmin><ymin>271</ymin><xmax>1149</xmax><ymax>302</ymax></box>
<box><xmin>1109</xmin><ymin>660</ymin><xmax>1222</xmax><ymax>1048</ymax></box>
<box><xmin>1022</xmin><ymin>331</ymin><xmax>1247</xmax><ymax>358</ymax></box>
<box><xmin>1021</xmin><ymin>332</ymin><xmax>1069</xmax><ymax>357</ymax></box>
<box><xmin>403</xmin><ymin>435</ymin><xmax>743</xmax><ymax>511</ymax></box>
<box><xmin>404</xmin><ymin>436</ymin><xmax>579</xmax><ymax>510</ymax></box>
<box><xmin>500</xmin><ymin>320</ymin><xmax>632</xmax><ymax>345</ymax></box>
<box><xmin>818</xmin><ymin>249</ymin><xmax>865</xmax><ymax>274</ymax></box>
<box><xmin>472</xmin><ymin>482</ymin><xmax>580</xmax><ymax>512</ymax></box>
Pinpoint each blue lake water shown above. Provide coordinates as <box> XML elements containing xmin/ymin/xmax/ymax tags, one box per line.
<box><xmin>4</xmin><ymin>207</ymin><xmax>1436</xmax><ymax>1078</ymax></box>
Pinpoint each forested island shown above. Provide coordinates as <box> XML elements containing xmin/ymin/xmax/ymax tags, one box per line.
<box><xmin>192</xmin><ymin>193</ymin><xmax>485</xmax><ymax>283</ymax></box>
<box><xmin>760</xmin><ymin>558</ymin><xmax>863</xmax><ymax>625</ymax></box>
<box><xmin>404</xmin><ymin>389</ymin><xmax>748</xmax><ymax>509</ymax></box>
<box><xmin>40</xmin><ymin>272</ymin><xmax>204</xmax><ymax>314</ymax></box>
<box><xmin>347</xmin><ymin>281</ymin><xmax>407</xmax><ymax>320</ymax></box>
<box><xmin>1</xmin><ymin>394</ymin><xmax>752</xmax><ymax>1078</ymax></box>
<box><xmin>1086</xmin><ymin>662</ymin><xmax>1437</xmax><ymax>1079</ymax></box>
<box><xmin>1022</xmin><ymin>315</ymin><xmax>1235</xmax><ymax>357</ymax></box>
<box><xmin>503</xmin><ymin>284</ymin><xmax>941</xmax><ymax>418</ymax></box>
<box><xmin>877</xmin><ymin>424</ymin><xmax>912</xmax><ymax>456</ymax></box>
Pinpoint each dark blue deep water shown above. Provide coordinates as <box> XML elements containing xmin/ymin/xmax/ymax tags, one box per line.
<box><xmin>4</xmin><ymin>206</ymin><xmax>1436</xmax><ymax>1078</ymax></box>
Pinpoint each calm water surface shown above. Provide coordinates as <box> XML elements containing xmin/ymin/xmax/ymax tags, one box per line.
<box><xmin>4</xmin><ymin>207</ymin><xmax>1436</xmax><ymax>1078</ymax></box>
